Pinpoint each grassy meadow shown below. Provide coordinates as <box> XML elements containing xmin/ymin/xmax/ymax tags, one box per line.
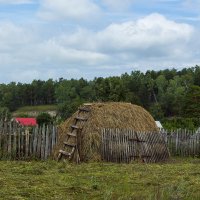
<box><xmin>0</xmin><ymin>158</ymin><xmax>200</xmax><ymax>200</ymax></box>
<box><xmin>12</xmin><ymin>105</ymin><xmax>58</xmax><ymax>117</ymax></box>
<box><xmin>14</xmin><ymin>105</ymin><xmax>58</xmax><ymax>112</ymax></box>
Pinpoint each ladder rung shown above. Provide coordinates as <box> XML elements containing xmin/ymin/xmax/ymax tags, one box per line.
<box><xmin>75</xmin><ymin>116</ymin><xmax>88</xmax><ymax>121</ymax></box>
<box><xmin>59</xmin><ymin>150</ymin><xmax>71</xmax><ymax>156</ymax></box>
<box><xmin>79</xmin><ymin>107</ymin><xmax>90</xmax><ymax>112</ymax></box>
<box><xmin>63</xmin><ymin>142</ymin><xmax>76</xmax><ymax>147</ymax></box>
<box><xmin>71</xmin><ymin>125</ymin><xmax>80</xmax><ymax>129</ymax></box>
<box><xmin>67</xmin><ymin>132</ymin><xmax>77</xmax><ymax>137</ymax></box>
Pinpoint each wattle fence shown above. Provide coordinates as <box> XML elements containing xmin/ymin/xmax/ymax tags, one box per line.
<box><xmin>0</xmin><ymin>121</ymin><xmax>200</xmax><ymax>161</ymax></box>
<box><xmin>161</xmin><ymin>129</ymin><xmax>200</xmax><ymax>157</ymax></box>
<box><xmin>102</xmin><ymin>128</ymin><xmax>169</xmax><ymax>163</ymax></box>
<box><xmin>0</xmin><ymin>121</ymin><xmax>57</xmax><ymax>160</ymax></box>
<box><xmin>102</xmin><ymin>128</ymin><xmax>200</xmax><ymax>162</ymax></box>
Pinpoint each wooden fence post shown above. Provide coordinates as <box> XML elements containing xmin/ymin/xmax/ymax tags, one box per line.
<box><xmin>25</xmin><ymin>129</ymin><xmax>30</xmax><ymax>159</ymax></box>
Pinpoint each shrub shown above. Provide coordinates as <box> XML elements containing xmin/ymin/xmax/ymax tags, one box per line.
<box><xmin>161</xmin><ymin>117</ymin><xmax>200</xmax><ymax>130</ymax></box>
<box><xmin>58</xmin><ymin>100</ymin><xmax>83</xmax><ymax>120</ymax></box>
<box><xmin>36</xmin><ymin>112</ymin><xmax>52</xmax><ymax>126</ymax></box>
<box><xmin>16</xmin><ymin>113</ymin><xmax>30</xmax><ymax>118</ymax></box>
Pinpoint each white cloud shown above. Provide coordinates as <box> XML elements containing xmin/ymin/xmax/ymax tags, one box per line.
<box><xmin>62</xmin><ymin>13</ymin><xmax>199</xmax><ymax>74</ymax></box>
<box><xmin>38</xmin><ymin>0</ymin><xmax>101</xmax><ymax>21</ymax></box>
<box><xmin>39</xmin><ymin>39</ymin><xmax>109</xmax><ymax>66</ymax></box>
<box><xmin>0</xmin><ymin>21</ymin><xmax>109</xmax><ymax>82</ymax></box>
<box><xmin>95</xmin><ymin>13</ymin><xmax>194</xmax><ymax>53</ymax></box>
<box><xmin>0</xmin><ymin>13</ymin><xmax>199</xmax><ymax>83</ymax></box>
<box><xmin>0</xmin><ymin>22</ymin><xmax>34</xmax><ymax>51</ymax></box>
<box><xmin>58</xmin><ymin>13</ymin><xmax>194</xmax><ymax>59</ymax></box>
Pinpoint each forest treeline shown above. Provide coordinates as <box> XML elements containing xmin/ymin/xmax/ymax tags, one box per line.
<box><xmin>0</xmin><ymin>66</ymin><xmax>200</xmax><ymax>128</ymax></box>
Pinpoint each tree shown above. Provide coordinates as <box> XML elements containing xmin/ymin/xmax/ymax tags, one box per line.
<box><xmin>149</xmin><ymin>103</ymin><xmax>164</xmax><ymax>120</ymax></box>
<box><xmin>0</xmin><ymin>107</ymin><xmax>11</xmax><ymax>121</ymax></box>
<box><xmin>155</xmin><ymin>75</ymin><xmax>168</xmax><ymax>100</ymax></box>
<box><xmin>161</xmin><ymin>76</ymin><xmax>186</xmax><ymax>116</ymax></box>
<box><xmin>42</xmin><ymin>79</ymin><xmax>56</xmax><ymax>104</ymax></box>
<box><xmin>184</xmin><ymin>85</ymin><xmax>200</xmax><ymax>118</ymax></box>
<box><xmin>194</xmin><ymin>65</ymin><xmax>200</xmax><ymax>86</ymax></box>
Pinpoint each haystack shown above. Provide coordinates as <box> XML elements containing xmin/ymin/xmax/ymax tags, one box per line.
<box><xmin>54</xmin><ymin>102</ymin><xmax>160</xmax><ymax>162</ymax></box>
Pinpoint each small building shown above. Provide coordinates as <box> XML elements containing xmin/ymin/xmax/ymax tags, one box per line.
<box><xmin>155</xmin><ymin>121</ymin><xmax>163</xmax><ymax>130</ymax></box>
<box><xmin>15</xmin><ymin>118</ymin><xmax>37</xmax><ymax>126</ymax></box>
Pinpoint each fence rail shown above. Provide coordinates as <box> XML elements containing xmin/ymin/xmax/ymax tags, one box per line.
<box><xmin>0</xmin><ymin>122</ymin><xmax>57</xmax><ymax>160</ymax></box>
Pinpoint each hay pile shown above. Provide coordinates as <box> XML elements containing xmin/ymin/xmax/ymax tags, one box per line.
<box><xmin>54</xmin><ymin>102</ymin><xmax>158</xmax><ymax>161</ymax></box>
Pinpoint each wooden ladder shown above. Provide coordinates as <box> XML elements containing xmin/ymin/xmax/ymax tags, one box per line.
<box><xmin>57</xmin><ymin>104</ymin><xmax>91</xmax><ymax>163</ymax></box>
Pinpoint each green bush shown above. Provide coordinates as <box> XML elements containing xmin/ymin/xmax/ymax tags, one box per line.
<box><xmin>16</xmin><ymin>113</ymin><xmax>30</xmax><ymax>118</ymax></box>
<box><xmin>162</xmin><ymin>117</ymin><xmax>200</xmax><ymax>130</ymax></box>
<box><xmin>36</xmin><ymin>112</ymin><xmax>52</xmax><ymax>126</ymax></box>
<box><xmin>58</xmin><ymin>100</ymin><xmax>83</xmax><ymax>120</ymax></box>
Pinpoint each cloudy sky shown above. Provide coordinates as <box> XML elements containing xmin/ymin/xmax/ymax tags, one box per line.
<box><xmin>0</xmin><ymin>0</ymin><xmax>200</xmax><ymax>83</ymax></box>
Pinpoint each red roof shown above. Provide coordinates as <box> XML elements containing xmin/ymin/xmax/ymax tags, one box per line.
<box><xmin>15</xmin><ymin>118</ymin><xmax>37</xmax><ymax>126</ymax></box>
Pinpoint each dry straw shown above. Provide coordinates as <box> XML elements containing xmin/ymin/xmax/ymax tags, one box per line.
<box><xmin>54</xmin><ymin>102</ymin><xmax>159</xmax><ymax>161</ymax></box>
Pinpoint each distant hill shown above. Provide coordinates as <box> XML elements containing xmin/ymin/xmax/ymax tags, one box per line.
<box><xmin>12</xmin><ymin>105</ymin><xmax>58</xmax><ymax>117</ymax></box>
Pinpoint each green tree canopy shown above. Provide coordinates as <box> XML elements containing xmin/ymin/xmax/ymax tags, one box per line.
<box><xmin>184</xmin><ymin>85</ymin><xmax>200</xmax><ymax>118</ymax></box>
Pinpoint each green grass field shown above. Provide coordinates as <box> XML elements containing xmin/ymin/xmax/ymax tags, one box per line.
<box><xmin>0</xmin><ymin>158</ymin><xmax>200</xmax><ymax>200</ymax></box>
<box><xmin>12</xmin><ymin>105</ymin><xmax>58</xmax><ymax>117</ymax></box>
<box><xmin>15</xmin><ymin>105</ymin><xmax>58</xmax><ymax>112</ymax></box>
